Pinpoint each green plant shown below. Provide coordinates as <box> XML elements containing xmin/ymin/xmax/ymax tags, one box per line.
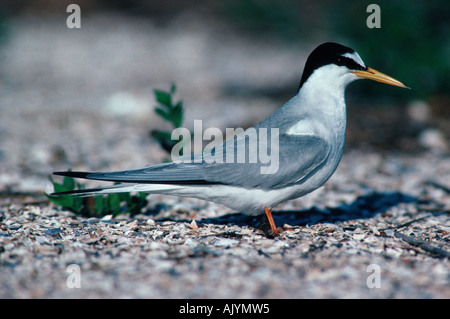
<box><xmin>150</xmin><ymin>84</ymin><xmax>187</xmax><ymax>154</ymax></box>
<box><xmin>47</xmin><ymin>84</ymin><xmax>187</xmax><ymax>217</ymax></box>
<box><xmin>46</xmin><ymin>175</ymin><xmax>148</xmax><ymax>218</ymax></box>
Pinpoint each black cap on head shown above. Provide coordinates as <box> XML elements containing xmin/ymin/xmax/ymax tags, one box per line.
<box><xmin>299</xmin><ymin>42</ymin><xmax>368</xmax><ymax>89</ymax></box>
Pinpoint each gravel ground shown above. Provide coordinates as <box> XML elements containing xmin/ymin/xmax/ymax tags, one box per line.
<box><xmin>3</xmin><ymin>150</ymin><xmax>450</xmax><ymax>299</ymax></box>
<box><xmin>0</xmin><ymin>14</ymin><xmax>449</xmax><ymax>299</ymax></box>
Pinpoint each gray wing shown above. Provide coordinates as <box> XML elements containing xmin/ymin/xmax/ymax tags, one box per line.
<box><xmin>200</xmin><ymin>130</ymin><xmax>330</xmax><ymax>189</ymax></box>
<box><xmin>55</xmin><ymin>130</ymin><xmax>329</xmax><ymax>190</ymax></box>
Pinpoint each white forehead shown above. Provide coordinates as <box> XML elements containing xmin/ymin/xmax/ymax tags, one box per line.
<box><xmin>341</xmin><ymin>51</ymin><xmax>366</xmax><ymax>68</ymax></box>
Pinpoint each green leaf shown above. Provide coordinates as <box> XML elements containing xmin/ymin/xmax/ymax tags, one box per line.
<box><xmin>154</xmin><ymin>107</ymin><xmax>172</xmax><ymax>122</ymax></box>
<box><xmin>73</xmin><ymin>197</ymin><xmax>84</xmax><ymax>212</ymax></box>
<box><xmin>172</xmin><ymin>102</ymin><xmax>184</xmax><ymax>128</ymax></box>
<box><xmin>94</xmin><ymin>196</ymin><xmax>105</xmax><ymax>214</ymax></box>
<box><xmin>108</xmin><ymin>194</ymin><xmax>122</xmax><ymax>216</ymax></box>
<box><xmin>46</xmin><ymin>194</ymin><xmax>66</xmax><ymax>207</ymax></box>
<box><xmin>154</xmin><ymin>90</ymin><xmax>172</xmax><ymax>107</ymax></box>
<box><xmin>63</xmin><ymin>176</ymin><xmax>75</xmax><ymax>191</ymax></box>
<box><xmin>46</xmin><ymin>193</ymin><xmax>82</xmax><ymax>214</ymax></box>
<box><xmin>118</xmin><ymin>192</ymin><xmax>131</xmax><ymax>204</ymax></box>
<box><xmin>51</xmin><ymin>182</ymin><xmax>66</xmax><ymax>194</ymax></box>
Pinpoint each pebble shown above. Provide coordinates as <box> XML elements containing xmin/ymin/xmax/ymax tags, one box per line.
<box><xmin>213</xmin><ymin>238</ymin><xmax>240</xmax><ymax>247</ymax></box>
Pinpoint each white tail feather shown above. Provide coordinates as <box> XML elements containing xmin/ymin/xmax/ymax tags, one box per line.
<box><xmin>62</xmin><ymin>184</ymin><xmax>183</xmax><ymax>197</ymax></box>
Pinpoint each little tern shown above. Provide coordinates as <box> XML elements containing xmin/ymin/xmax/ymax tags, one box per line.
<box><xmin>53</xmin><ymin>42</ymin><xmax>408</xmax><ymax>235</ymax></box>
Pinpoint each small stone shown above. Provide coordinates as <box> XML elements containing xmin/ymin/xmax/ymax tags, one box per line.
<box><xmin>213</xmin><ymin>238</ymin><xmax>239</xmax><ymax>247</ymax></box>
<box><xmin>35</xmin><ymin>236</ymin><xmax>49</xmax><ymax>244</ymax></box>
<box><xmin>418</xmin><ymin>129</ymin><xmax>448</xmax><ymax>151</ymax></box>
<box><xmin>190</xmin><ymin>220</ymin><xmax>199</xmax><ymax>229</ymax></box>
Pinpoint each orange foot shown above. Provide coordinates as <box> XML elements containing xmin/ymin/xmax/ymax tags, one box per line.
<box><xmin>264</xmin><ymin>207</ymin><xmax>282</xmax><ymax>236</ymax></box>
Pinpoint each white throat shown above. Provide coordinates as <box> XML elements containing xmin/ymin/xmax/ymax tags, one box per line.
<box><xmin>301</xmin><ymin>64</ymin><xmax>359</xmax><ymax>99</ymax></box>
<box><xmin>291</xmin><ymin>64</ymin><xmax>358</xmax><ymax>141</ymax></box>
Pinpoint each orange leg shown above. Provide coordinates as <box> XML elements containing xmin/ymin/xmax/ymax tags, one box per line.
<box><xmin>264</xmin><ymin>207</ymin><xmax>280</xmax><ymax>235</ymax></box>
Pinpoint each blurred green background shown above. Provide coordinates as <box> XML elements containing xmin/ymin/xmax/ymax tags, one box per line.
<box><xmin>0</xmin><ymin>0</ymin><xmax>448</xmax><ymax>153</ymax></box>
<box><xmin>1</xmin><ymin>0</ymin><xmax>448</xmax><ymax>99</ymax></box>
<box><xmin>228</xmin><ymin>0</ymin><xmax>449</xmax><ymax>102</ymax></box>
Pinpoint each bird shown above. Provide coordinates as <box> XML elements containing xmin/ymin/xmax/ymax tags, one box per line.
<box><xmin>52</xmin><ymin>42</ymin><xmax>408</xmax><ymax>236</ymax></box>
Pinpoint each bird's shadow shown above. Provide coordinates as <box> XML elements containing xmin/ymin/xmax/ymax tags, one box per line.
<box><xmin>196</xmin><ymin>191</ymin><xmax>421</xmax><ymax>229</ymax></box>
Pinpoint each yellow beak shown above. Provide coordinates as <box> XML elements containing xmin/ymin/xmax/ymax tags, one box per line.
<box><xmin>352</xmin><ymin>67</ymin><xmax>409</xmax><ymax>89</ymax></box>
